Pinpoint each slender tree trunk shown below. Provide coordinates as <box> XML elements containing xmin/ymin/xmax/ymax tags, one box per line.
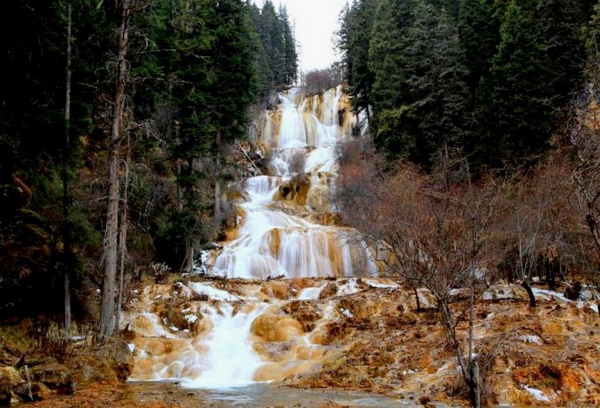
<box><xmin>214</xmin><ymin>130</ymin><xmax>222</xmax><ymax>222</ymax></box>
<box><xmin>412</xmin><ymin>285</ymin><xmax>421</xmax><ymax>312</ymax></box>
<box><xmin>183</xmin><ymin>238</ymin><xmax>193</xmax><ymax>273</ymax></box>
<box><xmin>468</xmin><ymin>286</ymin><xmax>481</xmax><ymax>408</ymax></box>
<box><xmin>438</xmin><ymin>298</ymin><xmax>481</xmax><ymax>406</ymax></box>
<box><xmin>116</xmin><ymin>136</ymin><xmax>131</xmax><ymax>333</ymax></box>
<box><xmin>63</xmin><ymin>3</ymin><xmax>73</xmax><ymax>338</ymax></box>
<box><xmin>99</xmin><ymin>0</ymin><xmax>131</xmax><ymax>343</ymax></box>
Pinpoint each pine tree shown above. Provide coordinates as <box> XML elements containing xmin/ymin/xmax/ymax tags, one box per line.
<box><xmin>475</xmin><ymin>0</ymin><xmax>554</xmax><ymax>169</ymax></box>
<box><xmin>249</xmin><ymin>3</ymin><xmax>275</xmax><ymax>105</ymax></box>
<box><xmin>0</xmin><ymin>0</ymin><xmax>109</xmax><ymax>316</ymax></box>
<box><xmin>367</xmin><ymin>0</ymin><xmax>415</xmax><ymax>151</ymax></box>
<box><xmin>342</xmin><ymin>0</ymin><xmax>378</xmax><ymax>118</ymax></box>
<box><xmin>536</xmin><ymin>0</ymin><xmax>588</xmax><ymax>105</ymax></box>
<box><xmin>406</xmin><ymin>2</ymin><xmax>470</xmax><ymax>166</ymax></box>
<box><xmin>279</xmin><ymin>5</ymin><xmax>298</xmax><ymax>86</ymax></box>
<box><xmin>458</xmin><ymin>0</ymin><xmax>500</xmax><ymax>93</ymax></box>
<box><xmin>258</xmin><ymin>1</ymin><xmax>285</xmax><ymax>87</ymax></box>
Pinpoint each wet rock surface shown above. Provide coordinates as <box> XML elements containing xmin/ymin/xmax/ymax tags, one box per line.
<box><xmin>7</xmin><ymin>279</ymin><xmax>599</xmax><ymax>407</ymax></box>
<box><xmin>117</xmin><ymin>278</ymin><xmax>600</xmax><ymax>407</ymax></box>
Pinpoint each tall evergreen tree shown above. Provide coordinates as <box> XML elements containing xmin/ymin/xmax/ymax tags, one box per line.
<box><xmin>406</xmin><ymin>2</ymin><xmax>470</xmax><ymax>166</ymax></box>
<box><xmin>458</xmin><ymin>0</ymin><xmax>501</xmax><ymax>93</ymax></box>
<box><xmin>279</xmin><ymin>5</ymin><xmax>298</xmax><ymax>85</ymax></box>
<box><xmin>368</xmin><ymin>0</ymin><xmax>421</xmax><ymax>158</ymax></box>
<box><xmin>0</xmin><ymin>0</ymin><xmax>109</xmax><ymax>317</ymax></box>
<box><xmin>249</xmin><ymin>3</ymin><xmax>275</xmax><ymax>105</ymax></box>
<box><xmin>258</xmin><ymin>1</ymin><xmax>285</xmax><ymax>87</ymax></box>
<box><xmin>536</xmin><ymin>0</ymin><xmax>588</xmax><ymax>105</ymax></box>
<box><xmin>336</xmin><ymin>0</ymin><xmax>377</xmax><ymax>119</ymax></box>
<box><xmin>475</xmin><ymin>0</ymin><xmax>554</xmax><ymax>169</ymax></box>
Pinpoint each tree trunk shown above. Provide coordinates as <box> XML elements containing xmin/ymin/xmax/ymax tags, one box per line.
<box><xmin>468</xmin><ymin>287</ymin><xmax>481</xmax><ymax>408</ymax></box>
<box><xmin>183</xmin><ymin>239</ymin><xmax>193</xmax><ymax>273</ymax></box>
<box><xmin>214</xmin><ymin>130</ymin><xmax>222</xmax><ymax>222</ymax></box>
<box><xmin>63</xmin><ymin>2</ymin><xmax>73</xmax><ymax>338</ymax></box>
<box><xmin>99</xmin><ymin>0</ymin><xmax>131</xmax><ymax>343</ymax></box>
<box><xmin>468</xmin><ymin>361</ymin><xmax>481</xmax><ymax>408</ymax></box>
<box><xmin>115</xmin><ymin>136</ymin><xmax>131</xmax><ymax>333</ymax></box>
<box><xmin>521</xmin><ymin>281</ymin><xmax>537</xmax><ymax>308</ymax></box>
<box><xmin>412</xmin><ymin>285</ymin><xmax>421</xmax><ymax>312</ymax></box>
<box><xmin>438</xmin><ymin>298</ymin><xmax>481</xmax><ymax>406</ymax></box>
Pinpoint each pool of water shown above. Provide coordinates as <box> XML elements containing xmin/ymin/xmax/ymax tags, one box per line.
<box><xmin>122</xmin><ymin>381</ymin><xmax>454</xmax><ymax>407</ymax></box>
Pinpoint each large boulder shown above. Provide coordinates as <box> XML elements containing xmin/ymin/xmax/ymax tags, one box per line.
<box><xmin>250</xmin><ymin>312</ymin><xmax>304</xmax><ymax>342</ymax></box>
<box><xmin>71</xmin><ymin>338</ymin><xmax>134</xmax><ymax>385</ymax></box>
<box><xmin>99</xmin><ymin>339</ymin><xmax>135</xmax><ymax>382</ymax></box>
<box><xmin>273</xmin><ymin>174</ymin><xmax>310</xmax><ymax>205</ymax></box>
<box><xmin>30</xmin><ymin>362</ymin><xmax>73</xmax><ymax>395</ymax></box>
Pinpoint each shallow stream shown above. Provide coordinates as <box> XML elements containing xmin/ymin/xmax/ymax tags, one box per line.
<box><xmin>122</xmin><ymin>381</ymin><xmax>454</xmax><ymax>407</ymax></box>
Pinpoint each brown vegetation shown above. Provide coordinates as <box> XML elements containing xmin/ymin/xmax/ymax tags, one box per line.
<box><xmin>334</xmin><ymin>129</ymin><xmax>600</xmax><ymax>406</ymax></box>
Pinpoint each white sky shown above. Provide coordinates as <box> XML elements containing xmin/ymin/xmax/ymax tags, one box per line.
<box><xmin>254</xmin><ymin>0</ymin><xmax>348</xmax><ymax>73</ymax></box>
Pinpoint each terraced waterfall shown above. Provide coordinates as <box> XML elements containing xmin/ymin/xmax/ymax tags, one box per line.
<box><xmin>122</xmin><ymin>86</ymin><xmax>391</xmax><ymax>393</ymax></box>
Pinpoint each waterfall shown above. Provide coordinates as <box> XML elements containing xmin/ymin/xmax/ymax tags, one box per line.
<box><xmin>179</xmin><ymin>302</ymin><xmax>268</xmax><ymax>388</ymax></box>
<box><xmin>126</xmin><ymin>86</ymin><xmax>380</xmax><ymax>391</ymax></box>
<box><xmin>202</xmin><ymin>86</ymin><xmax>376</xmax><ymax>279</ymax></box>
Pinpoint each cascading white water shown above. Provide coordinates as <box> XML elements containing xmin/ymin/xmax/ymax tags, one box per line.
<box><xmin>203</xmin><ymin>86</ymin><xmax>378</xmax><ymax>280</ymax></box>
<box><xmin>180</xmin><ymin>302</ymin><xmax>268</xmax><ymax>388</ymax></box>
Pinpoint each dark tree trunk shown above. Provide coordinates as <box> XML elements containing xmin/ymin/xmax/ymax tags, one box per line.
<box><xmin>99</xmin><ymin>0</ymin><xmax>131</xmax><ymax>343</ymax></box>
<box><xmin>521</xmin><ymin>281</ymin><xmax>537</xmax><ymax>308</ymax></box>
<box><xmin>412</xmin><ymin>285</ymin><xmax>421</xmax><ymax>312</ymax></box>
<box><xmin>63</xmin><ymin>2</ymin><xmax>73</xmax><ymax>338</ymax></box>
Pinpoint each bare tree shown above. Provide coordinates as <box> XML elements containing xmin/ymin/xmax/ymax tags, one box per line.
<box><xmin>336</xmin><ymin>151</ymin><xmax>504</xmax><ymax>406</ymax></box>
<box><xmin>302</xmin><ymin>63</ymin><xmax>345</xmax><ymax>96</ymax></box>
<box><xmin>498</xmin><ymin>155</ymin><xmax>578</xmax><ymax>306</ymax></box>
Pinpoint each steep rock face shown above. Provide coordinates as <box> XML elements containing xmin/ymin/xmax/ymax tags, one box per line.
<box><xmin>273</xmin><ymin>174</ymin><xmax>311</xmax><ymax>205</ymax></box>
<box><xmin>201</xmin><ymin>87</ymin><xmax>370</xmax><ymax>280</ymax></box>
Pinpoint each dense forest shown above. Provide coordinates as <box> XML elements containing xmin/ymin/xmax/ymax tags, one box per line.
<box><xmin>337</xmin><ymin>0</ymin><xmax>598</xmax><ymax>171</ymax></box>
<box><xmin>0</xmin><ymin>0</ymin><xmax>297</xmax><ymax>339</ymax></box>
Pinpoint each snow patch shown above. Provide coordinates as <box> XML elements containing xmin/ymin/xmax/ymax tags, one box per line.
<box><xmin>532</xmin><ymin>287</ymin><xmax>599</xmax><ymax>313</ymax></box>
<box><xmin>521</xmin><ymin>385</ymin><xmax>551</xmax><ymax>402</ymax></box>
<box><xmin>364</xmin><ymin>279</ymin><xmax>398</xmax><ymax>289</ymax></box>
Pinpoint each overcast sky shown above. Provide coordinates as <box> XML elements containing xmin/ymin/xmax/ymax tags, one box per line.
<box><xmin>253</xmin><ymin>0</ymin><xmax>348</xmax><ymax>73</ymax></box>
